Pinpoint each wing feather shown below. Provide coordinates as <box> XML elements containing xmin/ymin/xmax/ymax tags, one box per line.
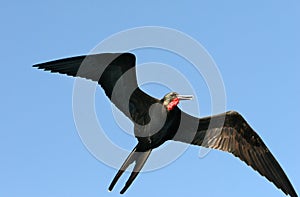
<box><xmin>173</xmin><ymin>110</ymin><xmax>297</xmax><ymax>197</ymax></box>
<box><xmin>33</xmin><ymin>53</ymin><xmax>157</xmax><ymax>123</ymax></box>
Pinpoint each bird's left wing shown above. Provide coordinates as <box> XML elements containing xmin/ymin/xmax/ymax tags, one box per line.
<box><xmin>33</xmin><ymin>53</ymin><xmax>157</xmax><ymax>122</ymax></box>
<box><xmin>172</xmin><ymin>110</ymin><xmax>297</xmax><ymax>197</ymax></box>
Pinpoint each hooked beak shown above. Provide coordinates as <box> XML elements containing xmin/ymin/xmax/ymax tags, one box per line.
<box><xmin>177</xmin><ymin>94</ymin><xmax>193</xmax><ymax>100</ymax></box>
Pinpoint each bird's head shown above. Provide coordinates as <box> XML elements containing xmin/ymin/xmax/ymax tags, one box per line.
<box><xmin>162</xmin><ymin>92</ymin><xmax>193</xmax><ymax>111</ymax></box>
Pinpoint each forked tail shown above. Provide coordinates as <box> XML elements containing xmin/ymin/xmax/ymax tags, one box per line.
<box><xmin>108</xmin><ymin>146</ymin><xmax>152</xmax><ymax>194</ymax></box>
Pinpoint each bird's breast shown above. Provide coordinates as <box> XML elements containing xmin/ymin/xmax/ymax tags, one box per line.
<box><xmin>134</xmin><ymin>107</ymin><xmax>181</xmax><ymax>150</ymax></box>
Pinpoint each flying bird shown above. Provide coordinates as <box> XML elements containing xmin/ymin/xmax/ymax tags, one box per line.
<box><xmin>34</xmin><ymin>53</ymin><xmax>297</xmax><ymax>196</ymax></box>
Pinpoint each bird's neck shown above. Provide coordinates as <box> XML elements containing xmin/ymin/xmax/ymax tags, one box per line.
<box><xmin>165</xmin><ymin>98</ymin><xmax>179</xmax><ymax>111</ymax></box>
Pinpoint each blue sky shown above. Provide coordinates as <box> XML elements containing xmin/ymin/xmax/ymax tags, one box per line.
<box><xmin>1</xmin><ymin>1</ymin><xmax>299</xmax><ymax>197</ymax></box>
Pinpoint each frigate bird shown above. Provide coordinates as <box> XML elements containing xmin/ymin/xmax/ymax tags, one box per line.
<box><xmin>33</xmin><ymin>53</ymin><xmax>297</xmax><ymax>196</ymax></box>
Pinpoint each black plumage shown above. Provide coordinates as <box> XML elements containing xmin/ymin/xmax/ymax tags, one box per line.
<box><xmin>34</xmin><ymin>53</ymin><xmax>297</xmax><ymax>196</ymax></box>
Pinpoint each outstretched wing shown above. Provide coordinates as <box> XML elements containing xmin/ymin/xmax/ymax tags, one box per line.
<box><xmin>33</xmin><ymin>53</ymin><xmax>157</xmax><ymax>123</ymax></box>
<box><xmin>173</xmin><ymin>110</ymin><xmax>297</xmax><ymax>197</ymax></box>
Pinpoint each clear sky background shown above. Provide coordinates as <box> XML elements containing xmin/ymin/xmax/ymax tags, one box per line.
<box><xmin>1</xmin><ymin>1</ymin><xmax>299</xmax><ymax>197</ymax></box>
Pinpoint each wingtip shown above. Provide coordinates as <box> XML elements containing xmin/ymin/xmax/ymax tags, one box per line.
<box><xmin>32</xmin><ymin>63</ymin><xmax>41</xmax><ymax>68</ymax></box>
<box><xmin>32</xmin><ymin>63</ymin><xmax>46</xmax><ymax>70</ymax></box>
<box><xmin>289</xmin><ymin>189</ymin><xmax>298</xmax><ymax>197</ymax></box>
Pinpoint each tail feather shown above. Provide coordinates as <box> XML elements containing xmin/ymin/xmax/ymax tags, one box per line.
<box><xmin>108</xmin><ymin>146</ymin><xmax>152</xmax><ymax>194</ymax></box>
<box><xmin>109</xmin><ymin>147</ymin><xmax>138</xmax><ymax>191</ymax></box>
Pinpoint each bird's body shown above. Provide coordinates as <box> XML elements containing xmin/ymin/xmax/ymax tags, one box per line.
<box><xmin>134</xmin><ymin>100</ymin><xmax>181</xmax><ymax>151</ymax></box>
<box><xmin>34</xmin><ymin>53</ymin><xmax>298</xmax><ymax>196</ymax></box>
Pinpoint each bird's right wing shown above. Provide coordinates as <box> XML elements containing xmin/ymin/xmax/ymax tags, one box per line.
<box><xmin>172</xmin><ymin>110</ymin><xmax>297</xmax><ymax>197</ymax></box>
<box><xmin>33</xmin><ymin>53</ymin><xmax>157</xmax><ymax>123</ymax></box>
